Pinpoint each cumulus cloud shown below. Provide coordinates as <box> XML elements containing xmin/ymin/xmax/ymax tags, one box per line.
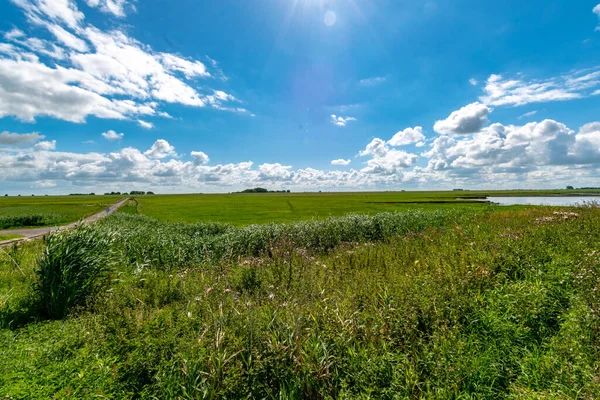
<box><xmin>331</xmin><ymin>159</ymin><xmax>351</xmax><ymax>166</ymax></box>
<box><xmin>469</xmin><ymin>78</ymin><xmax>478</xmax><ymax>86</ymax></box>
<box><xmin>0</xmin><ymin>131</ymin><xmax>44</xmax><ymax>146</ymax></box>
<box><xmin>102</xmin><ymin>130</ymin><xmax>124</xmax><ymax>141</ymax></box>
<box><xmin>434</xmin><ymin>102</ymin><xmax>491</xmax><ymax>135</ymax></box>
<box><xmin>480</xmin><ymin>69</ymin><xmax>600</xmax><ymax>107</ymax></box>
<box><xmin>331</xmin><ymin>114</ymin><xmax>357</xmax><ymax>127</ymax></box>
<box><xmin>191</xmin><ymin>151</ymin><xmax>209</xmax><ymax>165</ymax></box>
<box><xmin>2</xmin><ymin>118</ymin><xmax>600</xmax><ymax>192</ymax></box>
<box><xmin>0</xmin><ymin>0</ymin><xmax>245</xmax><ymax>125</ymax></box>
<box><xmin>144</xmin><ymin>139</ymin><xmax>176</xmax><ymax>159</ymax></box>
<box><xmin>358</xmin><ymin>138</ymin><xmax>418</xmax><ymax>175</ymax></box>
<box><xmin>388</xmin><ymin>126</ymin><xmax>426</xmax><ymax>146</ymax></box>
<box><xmin>258</xmin><ymin>163</ymin><xmax>293</xmax><ymax>181</ymax></box>
<box><xmin>422</xmin><ymin>119</ymin><xmax>600</xmax><ymax>180</ymax></box>
<box><xmin>594</xmin><ymin>4</ymin><xmax>600</xmax><ymax>31</ymax></box>
<box><xmin>34</xmin><ymin>140</ymin><xmax>56</xmax><ymax>151</ymax></box>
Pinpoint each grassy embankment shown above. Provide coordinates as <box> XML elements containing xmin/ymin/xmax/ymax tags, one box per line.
<box><xmin>1</xmin><ymin>205</ymin><xmax>599</xmax><ymax>398</ymax></box>
<box><xmin>0</xmin><ymin>195</ymin><xmax>122</xmax><ymax>229</ymax></box>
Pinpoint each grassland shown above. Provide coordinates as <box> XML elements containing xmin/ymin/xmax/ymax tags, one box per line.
<box><xmin>0</xmin><ymin>234</ymin><xmax>22</xmax><ymax>241</ymax></box>
<box><xmin>132</xmin><ymin>189</ymin><xmax>600</xmax><ymax>225</ymax></box>
<box><xmin>0</xmin><ymin>195</ymin><xmax>122</xmax><ymax>229</ymax></box>
<box><xmin>1</xmin><ymin>204</ymin><xmax>599</xmax><ymax>398</ymax></box>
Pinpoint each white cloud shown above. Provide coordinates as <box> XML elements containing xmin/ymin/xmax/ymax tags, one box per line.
<box><xmin>518</xmin><ymin>110</ymin><xmax>537</xmax><ymax>119</ymax></box>
<box><xmin>2</xmin><ymin>118</ymin><xmax>600</xmax><ymax>192</ymax></box>
<box><xmin>388</xmin><ymin>126</ymin><xmax>426</xmax><ymax>146</ymax></box>
<box><xmin>480</xmin><ymin>69</ymin><xmax>600</xmax><ymax>107</ymax></box>
<box><xmin>191</xmin><ymin>151</ymin><xmax>209</xmax><ymax>165</ymax></box>
<box><xmin>0</xmin><ymin>131</ymin><xmax>44</xmax><ymax>146</ymax></box>
<box><xmin>44</xmin><ymin>23</ymin><xmax>89</xmax><ymax>51</ymax></box>
<box><xmin>359</xmin><ymin>138</ymin><xmax>388</xmax><ymax>157</ymax></box>
<box><xmin>102</xmin><ymin>130</ymin><xmax>124</xmax><ymax>141</ymax></box>
<box><xmin>422</xmin><ymin>119</ymin><xmax>600</xmax><ymax>179</ymax></box>
<box><xmin>469</xmin><ymin>78</ymin><xmax>478</xmax><ymax>86</ymax></box>
<box><xmin>12</xmin><ymin>0</ymin><xmax>85</xmax><ymax>30</ymax></box>
<box><xmin>4</xmin><ymin>28</ymin><xmax>25</xmax><ymax>41</ymax></box>
<box><xmin>594</xmin><ymin>4</ymin><xmax>600</xmax><ymax>31</ymax></box>
<box><xmin>331</xmin><ymin>159</ymin><xmax>351</xmax><ymax>166</ymax></box>
<box><xmin>331</xmin><ymin>114</ymin><xmax>357</xmax><ymax>127</ymax></box>
<box><xmin>144</xmin><ymin>139</ymin><xmax>176</xmax><ymax>159</ymax></box>
<box><xmin>359</xmin><ymin>76</ymin><xmax>386</xmax><ymax>86</ymax></box>
<box><xmin>0</xmin><ymin>0</ymin><xmax>245</xmax><ymax>125</ymax></box>
<box><xmin>258</xmin><ymin>163</ymin><xmax>292</xmax><ymax>181</ymax></box>
<box><xmin>85</xmin><ymin>0</ymin><xmax>132</xmax><ymax>17</ymax></box>
<box><xmin>137</xmin><ymin>120</ymin><xmax>153</xmax><ymax>129</ymax></box>
<box><xmin>358</xmin><ymin>137</ymin><xmax>418</xmax><ymax>175</ymax></box>
<box><xmin>34</xmin><ymin>139</ymin><xmax>56</xmax><ymax>150</ymax></box>
<box><xmin>434</xmin><ymin>102</ymin><xmax>492</xmax><ymax>135</ymax></box>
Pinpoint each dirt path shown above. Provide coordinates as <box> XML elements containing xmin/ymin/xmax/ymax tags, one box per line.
<box><xmin>0</xmin><ymin>198</ymin><xmax>130</xmax><ymax>247</ymax></box>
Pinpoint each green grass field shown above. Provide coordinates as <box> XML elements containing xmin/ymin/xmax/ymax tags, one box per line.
<box><xmin>131</xmin><ymin>189</ymin><xmax>600</xmax><ymax>225</ymax></box>
<box><xmin>0</xmin><ymin>234</ymin><xmax>22</xmax><ymax>241</ymax></box>
<box><xmin>0</xmin><ymin>195</ymin><xmax>123</xmax><ymax>229</ymax></box>
<box><xmin>1</xmin><ymin>205</ymin><xmax>599</xmax><ymax>398</ymax></box>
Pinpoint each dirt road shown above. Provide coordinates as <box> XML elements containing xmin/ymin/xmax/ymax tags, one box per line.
<box><xmin>0</xmin><ymin>198</ymin><xmax>129</xmax><ymax>247</ymax></box>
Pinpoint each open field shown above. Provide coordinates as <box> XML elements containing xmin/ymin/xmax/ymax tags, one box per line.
<box><xmin>1</xmin><ymin>204</ymin><xmax>599</xmax><ymax>398</ymax></box>
<box><xmin>0</xmin><ymin>195</ymin><xmax>122</xmax><ymax>229</ymax></box>
<box><xmin>132</xmin><ymin>189</ymin><xmax>600</xmax><ymax>225</ymax></box>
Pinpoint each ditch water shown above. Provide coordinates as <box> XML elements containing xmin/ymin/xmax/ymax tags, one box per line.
<box><xmin>486</xmin><ymin>196</ymin><xmax>600</xmax><ymax>206</ymax></box>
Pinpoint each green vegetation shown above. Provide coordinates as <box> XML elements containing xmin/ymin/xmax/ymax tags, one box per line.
<box><xmin>0</xmin><ymin>213</ymin><xmax>63</xmax><ymax>229</ymax></box>
<box><xmin>0</xmin><ymin>233</ymin><xmax>22</xmax><ymax>241</ymax></box>
<box><xmin>1</xmin><ymin>205</ymin><xmax>599</xmax><ymax>398</ymax></box>
<box><xmin>0</xmin><ymin>195</ymin><xmax>122</xmax><ymax>229</ymax></box>
<box><xmin>133</xmin><ymin>189</ymin><xmax>600</xmax><ymax>225</ymax></box>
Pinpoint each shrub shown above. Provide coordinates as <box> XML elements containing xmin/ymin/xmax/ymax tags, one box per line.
<box><xmin>35</xmin><ymin>225</ymin><xmax>118</xmax><ymax>319</ymax></box>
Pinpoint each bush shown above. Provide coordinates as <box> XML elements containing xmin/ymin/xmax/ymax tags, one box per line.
<box><xmin>35</xmin><ymin>225</ymin><xmax>118</xmax><ymax>319</ymax></box>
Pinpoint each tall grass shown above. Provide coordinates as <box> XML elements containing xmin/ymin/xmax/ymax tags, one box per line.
<box><xmin>35</xmin><ymin>225</ymin><xmax>117</xmax><ymax>318</ymax></box>
<box><xmin>105</xmin><ymin>209</ymin><xmax>461</xmax><ymax>269</ymax></box>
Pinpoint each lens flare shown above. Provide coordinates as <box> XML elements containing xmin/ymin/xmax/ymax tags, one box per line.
<box><xmin>324</xmin><ymin>10</ymin><xmax>336</xmax><ymax>26</ymax></box>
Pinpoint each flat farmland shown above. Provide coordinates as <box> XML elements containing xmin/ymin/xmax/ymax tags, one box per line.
<box><xmin>0</xmin><ymin>195</ymin><xmax>123</xmax><ymax>229</ymax></box>
<box><xmin>132</xmin><ymin>189</ymin><xmax>600</xmax><ymax>225</ymax></box>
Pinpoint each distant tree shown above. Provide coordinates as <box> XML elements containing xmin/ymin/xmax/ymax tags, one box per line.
<box><xmin>566</xmin><ymin>186</ymin><xmax>574</xmax><ymax>190</ymax></box>
<box><xmin>146</xmin><ymin>191</ymin><xmax>155</xmax><ymax>195</ymax></box>
<box><xmin>89</xmin><ymin>193</ymin><xmax>95</xmax><ymax>195</ymax></box>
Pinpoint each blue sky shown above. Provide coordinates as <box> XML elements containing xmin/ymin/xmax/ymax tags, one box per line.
<box><xmin>1</xmin><ymin>0</ymin><xmax>600</xmax><ymax>194</ymax></box>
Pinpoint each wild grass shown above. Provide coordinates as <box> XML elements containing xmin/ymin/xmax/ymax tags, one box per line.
<box><xmin>0</xmin><ymin>213</ymin><xmax>64</xmax><ymax>229</ymax></box>
<box><xmin>35</xmin><ymin>225</ymin><xmax>118</xmax><ymax>319</ymax></box>
<box><xmin>1</xmin><ymin>206</ymin><xmax>599</xmax><ymax>398</ymax></box>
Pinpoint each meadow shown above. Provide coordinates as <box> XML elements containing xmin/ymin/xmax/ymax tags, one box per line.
<box><xmin>131</xmin><ymin>189</ymin><xmax>600</xmax><ymax>225</ymax></box>
<box><xmin>1</xmin><ymin>202</ymin><xmax>599</xmax><ymax>398</ymax></box>
<box><xmin>0</xmin><ymin>195</ymin><xmax>122</xmax><ymax>229</ymax></box>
